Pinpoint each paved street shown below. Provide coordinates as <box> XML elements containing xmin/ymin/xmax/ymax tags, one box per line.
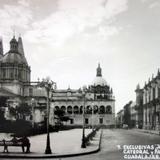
<box><xmin>64</xmin><ymin>129</ymin><xmax>160</xmax><ymax>160</ymax></box>
<box><xmin>2</xmin><ymin>129</ymin><xmax>160</xmax><ymax>160</ymax></box>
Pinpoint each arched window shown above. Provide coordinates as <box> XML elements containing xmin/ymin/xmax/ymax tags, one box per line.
<box><xmin>93</xmin><ymin>105</ymin><xmax>98</xmax><ymax>114</ymax></box>
<box><xmin>67</xmin><ymin>106</ymin><xmax>72</xmax><ymax>114</ymax></box>
<box><xmin>99</xmin><ymin>105</ymin><xmax>105</xmax><ymax>114</ymax></box>
<box><xmin>73</xmin><ymin>106</ymin><xmax>79</xmax><ymax>114</ymax></box>
<box><xmin>61</xmin><ymin>106</ymin><xmax>66</xmax><ymax>113</ymax></box>
<box><xmin>106</xmin><ymin>105</ymin><xmax>112</xmax><ymax>114</ymax></box>
<box><xmin>54</xmin><ymin>106</ymin><xmax>59</xmax><ymax>111</ymax></box>
<box><xmin>86</xmin><ymin>105</ymin><xmax>92</xmax><ymax>114</ymax></box>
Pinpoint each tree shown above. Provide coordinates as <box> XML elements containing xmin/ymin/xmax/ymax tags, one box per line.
<box><xmin>16</xmin><ymin>103</ymin><xmax>31</xmax><ymax>119</ymax></box>
<box><xmin>54</xmin><ymin>108</ymin><xmax>70</xmax><ymax>125</ymax></box>
<box><xmin>123</xmin><ymin>101</ymin><xmax>132</xmax><ymax>128</ymax></box>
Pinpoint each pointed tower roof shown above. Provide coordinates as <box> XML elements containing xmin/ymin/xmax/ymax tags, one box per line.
<box><xmin>18</xmin><ymin>36</ymin><xmax>24</xmax><ymax>55</ymax></box>
<box><xmin>18</xmin><ymin>36</ymin><xmax>28</xmax><ymax>65</ymax></box>
<box><xmin>2</xmin><ymin>36</ymin><xmax>28</xmax><ymax>66</ymax></box>
<box><xmin>0</xmin><ymin>37</ymin><xmax>3</xmax><ymax>58</ymax></box>
<box><xmin>136</xmin><ymin>83</ymin><xmax>140</xmax><ymax>90</ymax></box>
<box><xmin>157</xmin><ymin>68</ymin><xmax>160</xmax><ymax>77</ymax></box>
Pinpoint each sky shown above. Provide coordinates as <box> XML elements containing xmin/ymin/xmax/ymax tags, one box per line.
<box><xmin>0</xmin><ymin>0</ymin><xmax>160</xmax><ymax>113</ymax></box>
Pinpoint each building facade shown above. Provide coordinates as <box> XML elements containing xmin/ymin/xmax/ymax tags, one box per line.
<box><xmin>51</xmin><ymin>64</ymin><xmax>115</xmax><ymax>127</ymax></box>
<box><xmin>117</xmin><ymin>70</ymin><xmax>160</xmax><ymax>130</ymax></box>
<box><xmin>0</xmin><ymin>36</ymin><xmax>115</xmax><ymax>128</ymax></box>
<box><xmin>142</xmin><ymin>71</ymin><xmax>160</xmax><ymax>130</ymax></box>
<box><xmin>0</xmin><ymin>36</ymin><xmax>47</xmax><ymax>125</ymax></box>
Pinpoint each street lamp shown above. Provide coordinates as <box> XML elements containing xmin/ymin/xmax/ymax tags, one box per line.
<box><xmin>31</xmin><ymin>98</ymin><xmax>35</xmax><ymax>128</ymax></box>
<box><xmin>91</xmin><ymin>103</ymin><xmax>94</xmax><ymax>131</ymax></box>
<box><xmin>38</xmin><ymin>77</ymin><xmax>56</xmax><ymax>154</ymax></box>
<box><xmin>81</xmin><ymin>87</ymin><xmax>87</xmax><ymax>148</ymax></box>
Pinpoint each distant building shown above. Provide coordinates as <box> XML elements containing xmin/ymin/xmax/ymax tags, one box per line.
<box><xmin>117</xmin><ymin>70</ymin><xmax>160</xmax><ymax>130</ymax></box>
<box><xmin>142</xmin><ymin>71</ymin><xmax>160</xmax><ymax>130</ymax></box>
<box><xmin>51</xmin><ymin>64</ymin><xmax>116</xmax><ymax>128</ymax></box>
<box><xmin>116</xmin><ymin>109</ymin><xmax>124</xmax><ymax>128</ymax></box>
<box><xmin>117</xmin><ymin>101</ymin><xmax>138</xmax><ymax>128</ymax></box>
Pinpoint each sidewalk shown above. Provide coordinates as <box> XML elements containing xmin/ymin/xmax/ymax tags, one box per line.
<box><xmin>133</xmin><ymin>128</ymin><xmax>160</xmax><ymax>136</ymax></box>
<box><xmin>0</xmin><ymin>129</ymin><xmax>102</xmax><ymax>159</ymax></box>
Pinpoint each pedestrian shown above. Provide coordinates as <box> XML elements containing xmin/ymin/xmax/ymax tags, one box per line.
<box><xmin>19</xmin><ymin>136</ymin><xmax>30</xmax><ymax>153</ymax></box>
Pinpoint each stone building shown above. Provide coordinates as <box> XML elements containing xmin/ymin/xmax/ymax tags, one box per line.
<box><xmin>51</xmin><ymin>64</ymin><xmax>115</xmax><ymax>128</ymax></box>
<box><xmin>0</xmin><ymin>36</ymin><xmax>47</xmax><ymax>125</ymax></box>
<box><xmin>142</xmin><ymin>71</ymin><xmax>160</xmax><ymax>130</ymax></box>
<box><xmin>0</xmin><ymin>36</ymin><xmax>115</xmax><ymax>128</ymax></box>
<box><xmin>117</xmin><ymin>70</ymin><xmax>160</xmax><ymax>130</ymax></box>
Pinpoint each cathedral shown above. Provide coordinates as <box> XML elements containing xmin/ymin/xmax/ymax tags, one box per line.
<box><xmin>0</xmin><ymin>36</ymin><xmax>115</xmax><ymax>128</ymax></box>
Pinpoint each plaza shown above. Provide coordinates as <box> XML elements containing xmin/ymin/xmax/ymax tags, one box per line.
<box><xmin>0</xmin><ymin>129</ymin><xmax>101</xmax><ymax>158</ymax></box>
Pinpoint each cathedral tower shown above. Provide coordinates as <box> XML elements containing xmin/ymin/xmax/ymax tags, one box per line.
<box><xmin>0</xmin><ymin>36</ymin><xmax>31</xmax><ymax>83</ymax></box>
<box><xmin>0</xmin><ymin>37</ymin><xmax>3</xmax><ymax>59</ymax></box>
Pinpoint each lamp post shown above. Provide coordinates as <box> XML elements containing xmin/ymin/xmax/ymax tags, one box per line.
<box><xmin>38</xmin><ymin>77</ymin><xmax>56</xmax><ymax>154</ymax></box>
<box><xmin>31</xmin><ymin>98</ymin><xmax>35</xmax><ymax>128</ymax></box>
<box><xmin>92</xmin><ymin>103</ymin><xmax>94</xmax><ymax>131</ymax></box>
<box><xmin>81</xmin><ymin>87</ymin><xmax>86</xmax><ymax>148</ymax></box>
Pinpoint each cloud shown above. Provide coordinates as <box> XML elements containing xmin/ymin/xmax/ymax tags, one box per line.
<box><xmin>0</xmin><ymin>0</ymin><xmax>32</xmax><ymax>51</ymax></box>
<box><xmin>149</xmin><ymin>1</ymin><xmax>160</xmax><ymax>9</ymax></box>
<box><xmin>25</xmin><ymin>0</ymin><xmax>128</xmax><ymax>46</ymax></box>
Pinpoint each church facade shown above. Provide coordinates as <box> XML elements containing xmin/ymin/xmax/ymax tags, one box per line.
<box><xmin>0</xmin><ymin>36</ymin><xmax>47</xmax><ymax>124</ymax></box>
<box><xmin>0</xmin><ymin>36</ymin><xmax>115</xmax><ymax>128</ymax></box>
<box><xmin>51</xmin><ymin>64</ymin><xmax>115</xmax><ymax>127</ymax></box>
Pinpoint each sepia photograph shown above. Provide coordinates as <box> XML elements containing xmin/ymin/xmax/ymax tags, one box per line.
<box><xmin>0</xmin><ymin>0</ymin><xmax>160</xmax><ymax>159</ymax></box>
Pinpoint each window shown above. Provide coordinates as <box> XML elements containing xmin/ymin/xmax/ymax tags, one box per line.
<box><xmin>93</xmin><ymin>105</ymin><xmax>98</xmax><ymax>114</ymax></box>
<box><xmin>85</xmin><ymin>118</ymin><xmax>89</xmax><ymax>124</ymax></box>
<box><xmin>153</xmin><ymin>88</ymin><xmax>155</xmax><ymax>100</ymax></box>
<box><xmin>158</xmin><ymin>88</ymin><xmax>160</xmax><ymax>98</ymax></box>
<box><xmin>73</xmin><ymin>106</ymin><xmax>79</xmax><ymax>114</ymax></box>
<box><xmin>29</xmin><ymin>88</ymin><xmax>33</xmax><ymax>96</ymax></box>
<box><xmin>61</xmin><ymin>106</ymin><xmax>66</xmax><ymax>112</ymax></box>
<box><xmin>67</xmin><ymin>106</ymin><xmax>72</xmax><ymax>114</ymax></box>
<box><xmin>99</xmin><ymin>118</ymin><xmax>103</xmax><ymax>124</ymax></box>
<box><xmin>99</xmin><ymin>105</ymin><xmax>105</xmax><ymax>114</ymax></box>
<box><xmin>106</xmin><ymin>105</ymin><xmax>112</xmax><ymax>114</ymax></box>
<box><xmin>70</xmin><ymin>119</ymin><xmax>74</xmax><ymax>124</ymax></box>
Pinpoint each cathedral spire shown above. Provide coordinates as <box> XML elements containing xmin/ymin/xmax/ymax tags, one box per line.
<box><xmin>96</xmin><ymin>63</ymin><xmax>102</xmax><ymax>77</ymax></box>
<box><xmin>18</xmin><ymin>36</ymin><xmax>24</xmax><ymax>55</ymax></box>
<box><xmin>0</xmin><ymin>37</ymin><xmax>3</xmax><ymax>56</ymax></box>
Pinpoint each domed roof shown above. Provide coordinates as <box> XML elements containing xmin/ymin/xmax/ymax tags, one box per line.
<box><xmin>92</xmin><ymin>76</ymin><xmax>107</xmax><ymax>86</ymax></box>
<box><xmin>0</xmin><ymin>36</ymin><xmax>28</xmax><ymax>65</ymax></box>
<box><xmin>1</xmin><ymin>52</ymin><xmax>28</xmax><ymax>65</ymax></box>
<box><xmin>91</xmin><ymin>63</ymin><xmax>108</xmax><ymax>86</ymax></box>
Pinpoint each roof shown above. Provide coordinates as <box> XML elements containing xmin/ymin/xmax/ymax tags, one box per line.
<box><xmin>1</xmin><ymin>52</ymin><xmax>28</xmax><ymax>65</ymax></box>
<box><xmin>92</xmin><ymin>76</ymin><xmax>107</xmax><ymax>86</ymax></box>
<box><xmin>0</xmin><ymin>87</ymin><xmax>19</xmax><ymax>97</ymax></box>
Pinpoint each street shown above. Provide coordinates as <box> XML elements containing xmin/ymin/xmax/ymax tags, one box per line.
<box><xmin>2</xmin><ymin>129</ymin><xmax>160</xmax><ymax>160</ymax></box>
<box><xmin>65</xmin><ymin>129</ymin><xmax>160</xmax><ymax>160</ymax></box>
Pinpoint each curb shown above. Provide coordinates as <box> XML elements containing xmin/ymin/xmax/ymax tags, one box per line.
<box><xmin>0</xmin><ymin>130</ymin><xmax>103</xmax><ymax>159</ymax></box>
<box><xmin>134</xmin><ymin>129</ymin><xmax>160</xmax><ymax>136</ymax></box>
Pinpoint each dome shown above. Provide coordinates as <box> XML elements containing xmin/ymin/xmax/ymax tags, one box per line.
<box><xmin>92</xmin><ymin>76</ymin><xmax>107</xmax><ymax>86</ymax></box>
<box><xmin>1</xmin><ymin>52</ymin><xmax>28</xmax><ymax>65</ymax></box>
<box><xmin>91</xmin><ymin>63</ymin><xmax>108</xmax><ymax>86</ymax></box>
<box><xmin>0</xmin><ymin>36</ymin><xmax>28</xmax><ymax>65</ymax></box>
